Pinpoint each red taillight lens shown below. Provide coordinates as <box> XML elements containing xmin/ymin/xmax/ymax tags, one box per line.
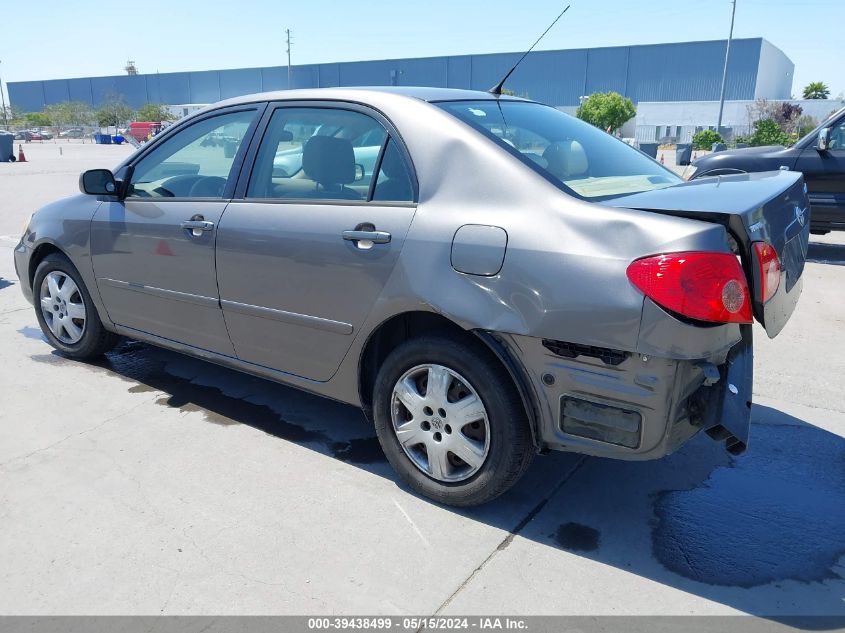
<box><xmin>752</xmin><ymin>241</ymin><xmax>781</xmax><ymax>303</ymax></box>
<box><xmin>627</xmin><ymin>252</ymin><xmax>752</xmax><ymax>324</ymax></box>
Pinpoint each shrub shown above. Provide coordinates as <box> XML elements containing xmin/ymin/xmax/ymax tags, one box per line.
<box><xmin>692</xmin><ymin>129</ymin><xmax>724</xmax><ymax>150</ymax></box>
<box><xmin>749</xmin><ymin>119</ymin><xmax>791</xmax><ymax>147</ymax></box>
<box><xmin>576</xmin><ymin>92</ymin><xmax>636</xmax><ymax>134</ymax></box>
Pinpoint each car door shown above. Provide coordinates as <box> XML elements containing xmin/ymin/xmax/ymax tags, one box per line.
<box><xmin>794</xmin><ymin>115</ymin><xmax>845</xmax><ymax>230</ymax></box>
<box><xmin>91</xmin><ymin>105</ymin><xmax>263</xmax><ymax>354</ymax></box>
<box><xmin>215</xmin><ymin>103</ymin><xmax>417</xmax><ymax>381</ymax></box>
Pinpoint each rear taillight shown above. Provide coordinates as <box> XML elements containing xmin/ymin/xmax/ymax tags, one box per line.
<box><xmin>752</xmin><ymin>241</ymin><xmax>781</xmax><ymax>303</ymax></box>
<box><xmin>627</xmin><ymin>252</ymin><xmax>752</xmax><ymax>324</ymax></box>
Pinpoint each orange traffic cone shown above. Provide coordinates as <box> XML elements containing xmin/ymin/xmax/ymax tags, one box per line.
<box><xmin>17</xmin><ymin>145</ymin><xmax>27</xmax><ymax>162</ymax></box>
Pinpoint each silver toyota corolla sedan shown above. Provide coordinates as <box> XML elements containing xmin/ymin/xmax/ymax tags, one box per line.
<box><xmin>14</xmin><ymin>87</ymin><xmax>809</xmax><ymax>505</ymax></box>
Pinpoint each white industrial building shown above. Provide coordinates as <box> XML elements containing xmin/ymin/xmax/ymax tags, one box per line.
<box><xmin>634</xmin><ymin>99</ymin><xmax>845</xmax><ymax>144</ymax></box>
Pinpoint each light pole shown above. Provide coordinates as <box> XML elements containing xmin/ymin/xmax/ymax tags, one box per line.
<box><xmin>0</xmin><ymin>60</ymin><xmax>9</xmax><ymax>130</ymax></box>
<box><xmin>716</xmin><ymin>0</ymin><xmax>737</xmax><ymax>135</ymax></box>
<box><xmin>286</xmin><ymin>29</ymin><xmax>293</xmax><ymax>89</ymax></box>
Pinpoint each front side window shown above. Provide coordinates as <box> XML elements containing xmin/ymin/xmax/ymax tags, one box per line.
<box><xmin>437</xmin><ymin>100</ymin><xmax>681</xmax><ymax>201</ymax></box>
<box><xmin>247</xmin><ymin>107</ymin><xmax>389</xmax><ymax>201</ymax></box>
<box><xmin>829</xmin><ymin>120</ymin><xmax>845</xmax><ymax>150</ymax></box>
<box><xmin>126</xmin><ymin>109</ymin><xmax>257</xmax><ymax>199</ymax></box>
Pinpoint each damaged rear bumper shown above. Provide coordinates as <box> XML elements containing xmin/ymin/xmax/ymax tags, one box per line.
<box><xmin>494</xmin><ymin>325</ymin><xmax>753</xmax><ymax>461</ymax></box>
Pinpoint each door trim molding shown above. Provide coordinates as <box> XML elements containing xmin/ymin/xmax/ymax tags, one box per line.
<box><xmin>221</xmin><ymin>299</ymin><xmax>354</xmax><ymax>335</ymax></box>
<box><xmin>98</xmin><ymin>278</ymin><xmax>219</xmax><ymax>309</ymax></box>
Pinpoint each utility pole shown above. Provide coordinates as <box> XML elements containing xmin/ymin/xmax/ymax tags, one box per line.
<box><xmin>286</xmin><ymin>29</ymin><xmax>293</xmax><ymax>89</ymax></box>
<box><xmin>716</xmin><ymin>0</ymin><xmax>737</xmax><ymax>135</ymax></box>
<box><xmin>0</xmin><ymin>60</ymin><xmax>8</xmax><ymax>130</ymax></box>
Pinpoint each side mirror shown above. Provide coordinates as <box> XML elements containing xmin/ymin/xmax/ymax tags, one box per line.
<box><xmin>80</xmin><ymin>169</ymin><xmax>117</xmax><ymax>195</ymax></box>
<box><xmin>354</xmin><ymin>164</ymin><xmax>365</xmax><ymax>182</ymax></box>
<box><xmin>817</xmin><ymin>127</ymin><xmax>831</xmax><ymax>152</ymax></box>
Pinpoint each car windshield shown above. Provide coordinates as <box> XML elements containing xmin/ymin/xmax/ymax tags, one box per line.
<box><xmin>436</xmin><ymin>100</ymin><xmax>682</xmax><ymax>200</ymax></box>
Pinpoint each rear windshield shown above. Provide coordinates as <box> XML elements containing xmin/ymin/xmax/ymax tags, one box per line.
<box><xmin>436</xmin><ymin>100</ymin><xmax>681</xmax><ymax>201</ymax></box>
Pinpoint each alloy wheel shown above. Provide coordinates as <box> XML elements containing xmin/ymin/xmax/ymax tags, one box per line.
<box><xmin>39</xmin><ymin>271</ymin><xmax>86</xmax><ymax>344</ymax></box>
<box><xmin>390</xmin><ymin>363</ymin><xmax>490</xmax><ymax>482</ymax></box>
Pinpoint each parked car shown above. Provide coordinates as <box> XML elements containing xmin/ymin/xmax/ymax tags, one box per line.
<box><xmin>59</xmin><ymin>128</ymin><xmax>85</xmax><ymax>139</ymax></box>
<box><xmin>15</xmin><ymin>87</ymin><xmax>809</xmax><ymax>506</ymax></box>
<box><xmin>686</xmin><ymin>107</ymin><xmax>845</xmax><ymax>234</ymax></box>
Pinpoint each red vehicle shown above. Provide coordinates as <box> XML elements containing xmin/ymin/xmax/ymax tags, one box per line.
<box><xmin>127</xmin><ymin>121</ymin><xmax>162</xmax><ymax>142</ymax></box>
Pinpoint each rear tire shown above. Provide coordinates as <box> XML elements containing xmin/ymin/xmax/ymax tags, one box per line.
<box><xmin>373</xmin><ymin>333</ymin><xmax>534</xmax><ymax>506</ymax></box>
<box><xmin>32</xmin><ymin>253</ymin><xmax>119</xmax><ymax>359</ymax></box>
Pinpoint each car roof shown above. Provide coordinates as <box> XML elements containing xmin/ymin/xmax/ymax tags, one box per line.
<box><xmin>215</xmin><ymin>86</ymin><xmax>527</xmax><ymax>108</ymax></box>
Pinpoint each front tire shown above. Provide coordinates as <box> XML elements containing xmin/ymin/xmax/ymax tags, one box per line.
<box><xmin>32</xmin><ymin>253</ymin><xmax>119</xmax><ymax>359</ymax></box>
<box><xmin>373</xmin><ymin>333</ymin><xmax>534</xmax><ymax>506</ymax></box>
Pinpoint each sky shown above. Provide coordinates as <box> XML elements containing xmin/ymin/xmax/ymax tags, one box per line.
<box><xmin>1</xmin><ymin>0</ymin><xmax>843</xmax><ymax>103</ymax></box>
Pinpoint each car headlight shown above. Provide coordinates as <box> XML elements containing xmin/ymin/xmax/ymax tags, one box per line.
<box><xmin>682</xmin><ymin>164</ymin><xmax>699</xmax><ymax>181</ymax></box>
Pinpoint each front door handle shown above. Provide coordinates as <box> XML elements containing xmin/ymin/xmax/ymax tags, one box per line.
<box><xmin>181</xmin><ymin>215</ymin><xmax>215</xmax><ymax>237</ymax></box>
<box><xmin>342</xmin><ymin>229</ymin><xmax>391</xmax><ymax>248</ymax></box>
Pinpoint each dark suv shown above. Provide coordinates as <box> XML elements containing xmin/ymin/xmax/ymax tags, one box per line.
<box><xmin>686</xmin><ymin>107</ymin><xmax>845</xmax><ymax>234</ymax></box>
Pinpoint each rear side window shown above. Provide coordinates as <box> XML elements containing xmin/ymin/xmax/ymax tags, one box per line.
<box><xmin>373</xmin><ymin>138</ymin><xmax>414</xmax><ymax>202</ymax></box>
<box><xmin>247</xmin><ymin>107</ymin><xmax>387</xmax><ymax>201</ymax></box>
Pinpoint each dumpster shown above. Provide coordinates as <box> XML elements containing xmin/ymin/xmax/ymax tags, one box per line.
<box><xmin>94</xmin><ymin>133</ymin><xmax>112</xmax><ymax>145</ymax></box>
<box><xmin>638</xmin><ymin>142</ymin><xmax>659</xmax><ymax>158</ymax></box>
<box><xmin>112</xmin><ymin>135</ymin><xmax>125</xmax><ymax>145</ymax></box>
<box><xmin>0</xmin><ymin>131</ymin><xmax>14</xmax><ymax>162</ymax></box>
<box><xmin>675</xmin><ymin>143</ymin><xmax>692</xmax><ymax>166</ymax></box>
<box><xmin>712</xmin><ymin>142</ymin><xmax>727</xmax><ymax>153</ymax></box>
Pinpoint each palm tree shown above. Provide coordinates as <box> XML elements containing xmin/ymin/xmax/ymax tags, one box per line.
<box><xmin>802</xmin><ymin>82</ymin><xmax>830</xmax><ymax>100</ymax></box>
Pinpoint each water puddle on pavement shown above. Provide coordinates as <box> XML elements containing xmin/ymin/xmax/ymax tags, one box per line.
<box><xmin>652</xmin><ymin>420</ymin><xmax>845</xmax><ymax>587</ymax></box>
<box><xmin>27</xmin><ymin>339</ymin><xmax>384</xmax><ymax>465</ymax></box>
<box><xmin>18</xmin><ymin>326</ymin><xmax>46</xmax><ymax>341</ymax></box>
<box><xmin>553</xmin><ymin>522</ymin><xmax>600</xmax><ymax>552</ymax></box>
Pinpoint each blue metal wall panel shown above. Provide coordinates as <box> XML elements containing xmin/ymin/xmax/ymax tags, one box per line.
<box><xmin>317</xmin><ymin>63</ymin><xmax>340</xmax><ymax>88</ymax></box>
<box><xmin>219</xmin><ymin>68</ymin><xmax>262</xmax><ymax>99</ymax></box>
<box><xmin>584</xmin><ymin>46</ymin><xmax>628</xmax><ymax>96</ymax></box>
<box><xmin>188</xmin><ymin>71</ymin><xmax>220</xmax><ymax>104</ymax></box>
<box><xmin>42</xmin><ymin>80</ymin><xmax>70</xmax><ymax>105</ymax></box>
<box><xmin>260</xmin><ymin>67</ymin><xmax>286</xmax><ymax>92</ymax></box>
<box><xmin>157</xmin><ymin>72</ymin><xmax>191</xmax><ymax>105</ymax></box>
<box><xmin>626</xmin><ymin>39</ymin><xmax>759</xmax><ymax>103</ymax></box>
<box><xmin>447</xmin><ymin>56</ymin><xmax>471</xmax><ymax>88</ymax></box>
<box><xmin>338</xmin><ymin>59</ymin><xmax>395</xmax><ymax>87</ymax></box>
<box><xmin>504</xmin><ymin>49</ymin><xmax>589</xmax><ymax>104</ymax></box>
<box><xmin>67</xmin><ymin>78</ymin><xmax>93</xmax><ymax>104</ymax></box>
<box><xmin>7</xmin><ymin>38</ymin><xmax>786</xmax><ymax>113</ymax></box>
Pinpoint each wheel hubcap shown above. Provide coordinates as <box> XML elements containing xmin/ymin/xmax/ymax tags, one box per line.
<box><xmin>39</xmin><ymin>271</ymin><xmax>86</xmax><ymax>344</ymax></box>
<box><xmin>391</xmin><ymin>363</ymin><xmax>490</xmax><ymax>482</ymax></box>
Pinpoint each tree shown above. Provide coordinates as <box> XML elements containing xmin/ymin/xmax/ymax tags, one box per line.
<box><xmin>749</xmin><ymin>119</ymin><xmax>791</xmax><ymax>147</ymax></box>
<box><xmin>692</xmin><ymin>129</ymin><xmax>724</xmax><ymax>150</ymax></box>
<box><xmin>802</xmin><ymin>82</ymin><xmax>830</xmax><ymax>100</ymax></box>
<box><xmin>24</xmin><ymin>111</ymin><xmax>52</xmax><ymax>127</ymax></box>
<box><xmin>795</xmin><ymin>114</ymin><xmax>819</xmax><ymax>138</ymax></box>
<box><xmin>96</xmin><ymin>93</ymin><xmax>134</xmax><ymax>128</ymax></box>
<box><xmin>45</xmin><ymin>101</ymin><xmax>95</xmax><ymax>128</ymax></box>
<box><xmin>135</xmin><ymin>103</ymin><xmax>174</xmax><ymax>122</ymax></box>
<box><xmin>576</xmin><ymin>91</ymin><xmax>636</xmax><ymax>134</ymax></box>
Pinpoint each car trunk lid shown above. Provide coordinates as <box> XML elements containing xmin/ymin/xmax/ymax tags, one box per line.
<box><xmin>607</xmin><ymin>170</ymin><xmax>810</xmax><ymax>338</ymax></box>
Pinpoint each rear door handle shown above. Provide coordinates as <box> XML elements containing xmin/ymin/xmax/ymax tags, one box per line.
<box><xmin>342</xmin><ymin>230</ymin><xmax>391</xmax><ymax>246</ymax></box>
